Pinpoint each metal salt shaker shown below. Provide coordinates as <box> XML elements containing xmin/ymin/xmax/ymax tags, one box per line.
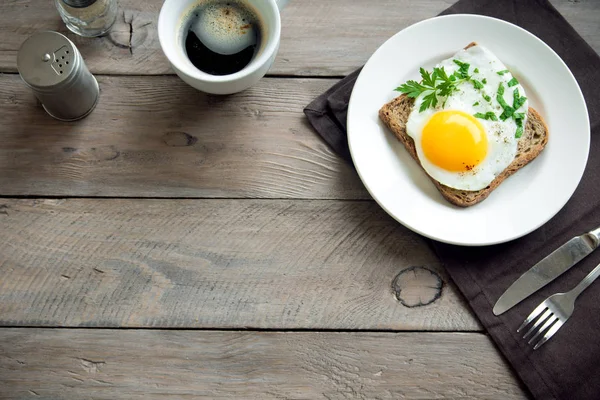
<box><xmin>17</xmin><ymin>31</ymin><xmax>99</xmax><ymax>121</ymax></box>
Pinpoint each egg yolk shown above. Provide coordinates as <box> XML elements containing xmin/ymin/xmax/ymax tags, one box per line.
<box><xmin>421</xmin><ymin>110</ymin><xmax>488</xmax><ymax>172</ymax></box>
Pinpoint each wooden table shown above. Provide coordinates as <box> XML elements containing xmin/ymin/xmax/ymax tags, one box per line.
<box><xmin>0</xmin><ymin>1</ymin><xmax>598</xmax><ymax>398</ymax></box>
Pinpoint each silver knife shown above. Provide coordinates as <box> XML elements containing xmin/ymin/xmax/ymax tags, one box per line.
<box><xmin>493</xmin><ymin>226</ymin><xmax>600</xmax><ymax>315</ymax></box>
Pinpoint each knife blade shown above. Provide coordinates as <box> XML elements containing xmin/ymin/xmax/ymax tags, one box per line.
<box><xmin>493</xmin><ymin>228</ymin><xmax>600</xmax><ymax>315</ymax></box>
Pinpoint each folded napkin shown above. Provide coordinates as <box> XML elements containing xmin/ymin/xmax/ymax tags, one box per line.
<box><xmin>304</xmin><ymin>0</ymin><xmax>600</xmax><ymax>399</ymax></box>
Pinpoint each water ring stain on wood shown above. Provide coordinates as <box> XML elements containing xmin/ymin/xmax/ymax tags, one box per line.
<box><xmin>392</xmin><ymin>266</ymin><xmax>443</xmax><ymax>308</ymax></box>
<box><xmin>162</xmin><ymin>132</ymin><xmax>198</xmax><ymax>147</ymax></box>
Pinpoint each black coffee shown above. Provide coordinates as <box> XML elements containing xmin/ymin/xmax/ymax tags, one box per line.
<box><xmin>183</xmin><ymin>0</ymin><xmax>262</xmax><ymax>76</ymax></box>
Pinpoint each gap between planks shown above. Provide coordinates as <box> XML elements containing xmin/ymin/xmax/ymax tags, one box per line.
<box><xmin>0</xmin><ymin>326</ymin><xmax>482</xmax><ymax>334</ymax></box>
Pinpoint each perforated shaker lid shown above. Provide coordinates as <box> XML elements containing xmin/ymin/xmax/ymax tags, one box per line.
<box><xmin>17</xmin><ymin>31</ymin><xmax>78</xmax><ymax>89</ymax></box>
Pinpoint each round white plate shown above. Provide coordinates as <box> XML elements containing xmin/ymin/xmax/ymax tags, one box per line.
<box><xmin>347</xmin><ymin>14</ymin><xmax>589</xmax><ymax>246</ymax></box>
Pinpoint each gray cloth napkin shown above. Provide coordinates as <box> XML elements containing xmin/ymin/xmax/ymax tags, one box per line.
<box><xmin>304</xmin><ymin>1</ymin><xmax>600</xmax><ymax>399</ymax></box>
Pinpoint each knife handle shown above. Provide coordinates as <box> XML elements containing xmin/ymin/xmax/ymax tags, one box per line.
<box><xmin>586</xmin><ymin>227</ymin><xmax>600</xmax><ymax>247</ymax></box>
<box><xmin>570</xmin><ymin>262</ymin><xmax>600</xmax><ymax>299</ymax></box>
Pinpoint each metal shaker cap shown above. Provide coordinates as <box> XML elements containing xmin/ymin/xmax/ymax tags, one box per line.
<box><xmin>17</xmin><ymin>31</ymin><xmax>99</xmax><ymax>121</ymax></box>
<box><xmin>18</xmin><ymin>31</ymin><xmax>78</xmax><ymax>90</ymax></box>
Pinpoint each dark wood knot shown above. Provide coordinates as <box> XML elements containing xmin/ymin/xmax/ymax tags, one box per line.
<box><xmin>392</xmin><ymin>266</ymin><xmax>443</xmax><ymax>308</ymax></box>
<box><xmin>91</xmin><ymin>146</ymin><xmax>120</xmax><ymax>161</ymax></box>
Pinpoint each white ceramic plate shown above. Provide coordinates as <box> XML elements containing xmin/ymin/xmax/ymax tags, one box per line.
<box><xmin>347</xmin><ymin>14</ymin><xmax>590</xmax><ymax>246</ymax></box>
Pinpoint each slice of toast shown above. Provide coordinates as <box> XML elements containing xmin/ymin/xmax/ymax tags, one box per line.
<box><xmin>379</xmin><ymin>95</ymin><xmax>548</xmax><ymax>207</ymax></box>
<box><xmin>378</xmin><ymin>42</ymin><xmax>549</xmax><ymax>207</ymax></box>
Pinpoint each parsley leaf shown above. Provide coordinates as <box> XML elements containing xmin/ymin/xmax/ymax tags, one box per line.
<box><xmin>453</xmin><ymin>59</ymin><xmax>470</xmax><ymax>79</ymax></box>
<box><xmin>434</xmin><ymin>67</ymin><xmax>456</xmax><ymax>96</ymax></box>
<box><xmin>515</xmin><ymin>126</ymin><xmax>523</xmax><ymax>138</ymax></box>
<box><xmin>497</xmin><ymin>83</ymin><xmax>516</xmax><ymax>120</ymax></box>
<box><xmin>500</xmin><ymin>108</ymin><xmax>515</xmax><ymax>121</ymax></box>
<box><xmin>471</xmin><ymin>79</ymin><xmax>484</xmax><ymax>90</ymax></box>
<box><xmin>474</xmin><ymin>68</ymin><xmax>479</xmax><ymax>73</ymax></box>
<box><xmin>433</xmin><ymin>67</ymin><xmax>450</xmax><ymax>81</ymax></box>
<box><xmin>514</xmin><ymin>111</ymin><xmax>525</xmax><ymax>138</ymax></box>
<box><xmin>515</xmin><ymin>117</ymin><xmax>524</xmax><ymax>138</ymax></box>
<box><xmin>513</xmin><ymin>89</ymin><xmax>527</xmax><ymax>110</ymax></box>
<box><xmin>483</xmin><ymin>94</ymin><xmax>491</xmax><ymax>102</ymax></box>
<box><xmin>420</xmin><ymin>92</ymin><xmax>438</xmax><ymax>112</ymax></box>
<box><xmin>496</xmin><ymin>83</ymin><xmax>511</xmax><ymax>111</ymax></box>
<box><xmin>420</xmin><ymin>67</ymin><xmax>436</xmax><ymax>88</ymax></box>
<box><xmin>474</xmin><ymin>112</ymin><xmax>498</xmax><ymax>121</ymax></box>
<box><xmin>473</xmin><ymin>101</ymin><xmax>480</xmax><ymax>106</ymax></box>
<box><xmin>395</xmin><ymin>61</ymin><xmax>490</xmax><ymax>112</ymax></box>
<box><xmin>482</xmin><ymin>78</ymin><xmax>487</xmax><ymax>84</ymax></box>
<box><xmin>395</xmin><ymin>80</ymin><xmax>426</xmax><ymax>98</ymax></box>
<box><xmin>508</xmin><ymin>77</ymin><xmax>519</xmax><ymax>87</ymax></box>
<box><xmin>395</xmin><ymin>66</ymin><xmax>463</xmax><ymax>112</ymax></box>
<box><xmin>497</xmin><ymin>69</ymin><xmax>510</xmax><ymax>75</ymax></box>
<box><xmin>495</xmin><ymin>84</ymin><xmax>527</xmax><ymax>137</ymax></box>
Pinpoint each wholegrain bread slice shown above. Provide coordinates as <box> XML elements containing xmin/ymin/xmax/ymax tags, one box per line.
<box><xmin>379</xmin><ymin>95</ymin><xmax>548</xmax><ymax>207</ymax></box>
<box><xmin>378</xmin><ymin>43</ymin><xmax>549</xmax><ymax>207</ymax></box>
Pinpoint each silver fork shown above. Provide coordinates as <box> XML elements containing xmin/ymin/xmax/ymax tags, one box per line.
<box><xmin>517</xmin><ymin>262</ymin><xmax>600</xmax><ymax>350</ymax></box>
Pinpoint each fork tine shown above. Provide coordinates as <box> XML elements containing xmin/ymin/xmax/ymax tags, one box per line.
<box><xmin>517</xmin><ymin>303</ymin><xmax>547</xmax><ymax>333</ymax></box>
<box><xmin>522</xmin><ymin>308</ymin><xmax>551</xmax><ymax>339</ymax></box>
<box><xmin>529</xmin><ymin>315</ymin><xmax>558</xmax><ymax>346</ymax></box>
<box><xmin>533</xmin><ymin>320</ymin><xmax>564</xmax><ymax>350</ymax></box>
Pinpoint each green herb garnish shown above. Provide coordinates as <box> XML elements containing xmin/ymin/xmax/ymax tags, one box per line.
<box><xmin>496</xmin><ymin>82</ymin><xmax>513</xmax><ymax>119</ymax></box>
<box><xmin>508</xmin><ymin>77</ymin><xmax>519</xmax><ymax>87</ymax></box>
<box><xmin>495</xmin><ymin>83</ymin><xmax>528</xmax><ymax>137</ymax></box>
<box><xmin>453</xmin><ymin>59</ymin><xmax>471</xmax><ymax>79</ymax></box>
<box><xmin>473</xmin><ymin>101</ymin><xmax>480</xmax><ymax>107</ymax></box>
<box><xmin>474</xmin><ymin>68</ymin><xmax>479</xmax><ymax>73</ymax></box>
<box><xmin>513</xmin><ymin>89</ymin><xmax>527</xmax><ymax>110</ymax></box>
<box><xmin>515</xmin><ymin>117</ymin><xmax>524</xmax><ymax>138</ymax></box>
<box><xmin>497</xmin><ymin>69</ymin><xmax>510</xmax><ymax>75</ymax></box>
<box><xmin>471</xmin><ymin>79</ymin><xmax>484</xmax><ymax>89</ymax></box>
<box><xmin>474</xmin><ymin>112</ymin><xmax>498</xmax><ymax>121</ymax></box>
<box><xmin>395</xmin><ymin>67</ymin><xmax>461</xmax><ymax>112</ymax></box>
<box><xmin>395</xmin><ymin>61</ymin><xmax>502</xmax><ymax>113</ymax></box>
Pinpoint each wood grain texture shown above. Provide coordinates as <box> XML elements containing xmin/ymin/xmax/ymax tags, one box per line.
<box><xmin>0</xmin><ymin>74</ymin><xmax>367</xmax><ymax>199</ymax></box>
<box><xmin>0</xmin><ymin>198</ymin><xmax>479</xmax><ymax>330</ymax></box>
<box><xmin>0</xmin><ymin>0</ymin><xmax>597</xmax><ymax>76</ymax></box>
<box><xmin>0</xmin><ymin>329</ymin><xmax>528</xmax><ymax>399</ymax></box>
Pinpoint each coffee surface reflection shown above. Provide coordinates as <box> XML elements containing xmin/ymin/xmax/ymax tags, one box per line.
<box><xmin>184</xmin><ymin>0</ymin><xmax>262</xmax><ymax>76</ymax></box>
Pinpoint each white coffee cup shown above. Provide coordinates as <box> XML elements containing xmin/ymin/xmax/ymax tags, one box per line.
<box><xmin>158</xmin><ymin>0</ymin><xmax>288</xmax><ymax>95</ymax></box>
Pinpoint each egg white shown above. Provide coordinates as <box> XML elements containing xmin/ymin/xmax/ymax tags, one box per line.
<box><xmin>405</xmin><ymin>45</ymin><xmax>529</xmax><ymax>191</ymax></box>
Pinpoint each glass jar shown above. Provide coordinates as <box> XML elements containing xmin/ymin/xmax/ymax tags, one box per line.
<box><xmin>55</xmin><ymin>0</ymin><xmax>118</xmax><ymax>38</ymax></box>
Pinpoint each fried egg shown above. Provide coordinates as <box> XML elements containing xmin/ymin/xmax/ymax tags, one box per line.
<box><xmin>406</xmin><ymin>45</ymin><xmax>528</xmax><ymax>191</ymax></box>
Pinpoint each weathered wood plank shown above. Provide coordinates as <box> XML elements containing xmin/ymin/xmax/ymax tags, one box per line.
<box><xmin>0</xmin><ymin>0</ymin><xmax>596</xmax><ymax>76</ymax></box>
<box><xmin>0</xmin><ymin>198</ymin><xmax>479</xmax><ymax>330</ymax></box>
<box><xmin>0</xmin><ymin>329</ymin><xmax>528</xmax><ymax>399</ymax></box>
<box><xmin>0</xmin><ymin>74</ymin><xmax>367</xmax><ymax>199</ymax></box>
